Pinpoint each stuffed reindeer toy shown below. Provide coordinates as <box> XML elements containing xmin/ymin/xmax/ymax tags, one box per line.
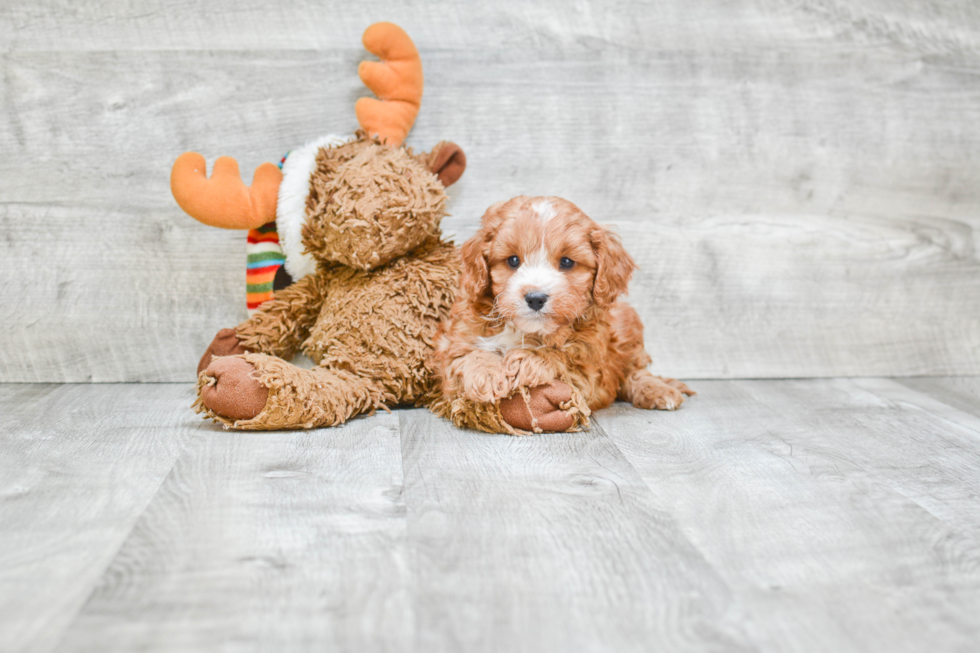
<box><xmin>171</xmin><ymin>23</ymin><xmax>466</xmax><ymax>429</ymax></box>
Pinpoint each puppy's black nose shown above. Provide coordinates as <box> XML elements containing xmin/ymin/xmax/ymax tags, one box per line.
<box><xmin>525</xmin><ymin>291</ymin><xmax>548</xmax><ymax>311</ymax></box>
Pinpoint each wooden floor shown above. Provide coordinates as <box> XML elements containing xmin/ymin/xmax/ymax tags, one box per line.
<box><xmin>2</xmin><ymin>378</ymin><xmax>979</xmax><ymax>653</ymax></box>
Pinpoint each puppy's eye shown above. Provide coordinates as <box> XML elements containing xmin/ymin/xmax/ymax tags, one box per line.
<box><xmin>559</xmin><ymin>257</ymin><xmax>575</xmax><ymax>269</ymax></box>
<box><xmin>507</xmin><ymin>255</ymin><xmax>521</xmax><ymax>268</ymax></box>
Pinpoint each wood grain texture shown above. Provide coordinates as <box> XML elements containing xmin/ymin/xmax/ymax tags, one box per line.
<box><xmin>2</xmin><ymin>0</ymin><xmax>979</xmax><ymax>54</ymax></box>
<box><xmin>2</xmin><ymin>0</ymin><xmax>980</xmax><ymax>381</ymax></box>
<box><xmin>895</xmin><ymin>376</ymin><xmax>980</xmax><ymax>421</ymax></box>
<box><xmin>398</xmin><ymin>408</ymin><xmax>752</xmax><ymax>653</ymax></box>
<box><xmin>1</xmin><ymin>379</ymin><xmax>979</xmax><ymax>651</ymax></box>
<box><xmin>595</xmin><ymin>378</ymin><xmax>980</xmax><ymax>653</ymax></box>
<box><xmin>0</xmin><ymin>383</ymin><xmax>198</xmax><ymax>653</ymax></box>
<box><xmin>57</xmin><ymin>411</ymin><xmax>411</xmax><ymax>653</ymax></box>
<box><xmin>852</xmin><ymin>376</ymin><xmax>980</xmax><ymax>436</ymax></box>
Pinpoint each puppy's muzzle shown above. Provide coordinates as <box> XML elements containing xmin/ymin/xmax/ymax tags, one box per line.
<box><xmin>525</xmin><ymin>291</ymin><xmax>548</xmax><ymax>312</ymax></box>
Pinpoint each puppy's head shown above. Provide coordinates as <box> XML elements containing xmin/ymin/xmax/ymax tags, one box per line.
<box><xmin>458</xmin><ymin>196</ymin><xmax>636</xmax><ymax>334</ymax></box>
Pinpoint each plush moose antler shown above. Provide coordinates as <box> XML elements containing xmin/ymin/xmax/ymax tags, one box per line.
<box><xmin>355</xmin><ymin>22</ymin><xmax>424</xmax><ymax>147</ymax></box>
<box><xmin>170</xmin><ymin>154</ymin><xmax>282</xmax><ymax>230</ymax></box>
<box><xmin>170</xmin><ymin>22</ymin><xmax>424</xmax><ymax>230</ymax></box>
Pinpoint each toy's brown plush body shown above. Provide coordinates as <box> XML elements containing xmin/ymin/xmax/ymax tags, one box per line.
<box><xmin>172</xmin><ymin>24</ymin><xmax>467</xmax><ymax>430</ymax></box>
<box><xmin>192</xmin><ymin>135</ymin><xmax>463</xmax><ymax>430</ymax></box>
<box><xmin>198</xmin><ymin>242</ymin><xmax>458</xmax><ymax>429</ymax></box>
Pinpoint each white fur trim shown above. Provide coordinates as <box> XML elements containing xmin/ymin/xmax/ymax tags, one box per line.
<box><xmin>276</xmin><ymin>133</ymin><xmax>352</xmax><ymax>280</ymax></box>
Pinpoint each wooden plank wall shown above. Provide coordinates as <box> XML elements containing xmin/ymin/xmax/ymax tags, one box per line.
<box><xmin>1</xmin><ymin>0</ymin><xmax>978</xmax><ymax>382</ymax></box>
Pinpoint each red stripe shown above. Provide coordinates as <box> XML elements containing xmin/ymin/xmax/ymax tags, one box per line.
<box><xmin>247</xmin><ymin>233</ymin><xmax>280</xmax><ymax>244</ymax></box>
<box><xmin>247</xmin><ymin>295</ymin><xmax>273</xmax><ymax>309</ymax></box>
<box><xmin>247</xmin><ymin>263</ymin><xmax>283</xmax><ymax>275</ymax></box>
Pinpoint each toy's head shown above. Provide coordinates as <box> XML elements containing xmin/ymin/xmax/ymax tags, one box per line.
<box><xmin>170</xmin><ymin>22</ymin><xmax>467</xmax><ymax>283</ymax></box>
<box><xmin>299</xmin><ymin>133</ymin><xmax>464</xmax><ymax>270</ymax></box>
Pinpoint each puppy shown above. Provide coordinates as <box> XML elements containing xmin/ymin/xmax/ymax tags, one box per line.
<box><xmin>432</xmin><ymin>195</ymin><xmax>694</xmax><ymax>434</ymax></box>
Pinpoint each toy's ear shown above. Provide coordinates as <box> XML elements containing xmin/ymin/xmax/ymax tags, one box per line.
<box><xmin>426</xmin><ymin>141</ymin><xmax>466</xmax><ymax>187</ymax></box>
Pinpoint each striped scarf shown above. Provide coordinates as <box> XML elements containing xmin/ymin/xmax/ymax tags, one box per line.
<box><xmin>245</xmin><ymin>154</ymin><xmax>289</xmax><ymax>315</ymax></box>
<box><xmin>246</xmin><ymin>222</ymin><xmax>286</xmax><ymax>314</ymax></box>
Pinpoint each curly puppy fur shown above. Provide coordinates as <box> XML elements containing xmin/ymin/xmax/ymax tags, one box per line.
<box><xmin>431</xmin><ymin>196</ymin><xmax>694</xmax><ymax>434</ymax></box>
<box><xmin>195</xmin><ymin>134</ymin><xmax>462</xmax><ymax>429</ymax></box>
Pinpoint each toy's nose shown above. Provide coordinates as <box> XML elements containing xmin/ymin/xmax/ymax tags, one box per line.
<box><xmin>525</xmin><ymin>291</ymin><xmax>549</xmax><ymax>312</ymax></box>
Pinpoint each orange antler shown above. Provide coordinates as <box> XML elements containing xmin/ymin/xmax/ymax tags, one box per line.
<box><xmin>356</xmin><ymin>22</ymin><xmax>423</xmax><ymax>147</ymax></box>
<box><xmin>170</xmin><ymin>153</ymin><xmax>282</xmax><ymax>230</ymax></box>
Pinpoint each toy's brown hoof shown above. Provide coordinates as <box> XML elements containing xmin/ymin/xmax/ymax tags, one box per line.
<box><xmin>500</xmin><ymin>381</ymin><xmax>576</xmax><ymax>432</ymax></box>
<box><xmin>200</xmin><ymin>357</ymin><xmax>268</xmax><ymax>421</ymax></box>
<box><xmin>198</xmin><ymin>328</ymin><xmax>248</xmax><ymax>375</ymax></box>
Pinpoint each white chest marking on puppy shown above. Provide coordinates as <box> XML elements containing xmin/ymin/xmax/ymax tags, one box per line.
<box><xmin>476</xmin><ymin>325</ymin><xmax>525</xmax><ymax>354</ymax></box>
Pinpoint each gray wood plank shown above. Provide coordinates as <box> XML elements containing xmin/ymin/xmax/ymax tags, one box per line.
<box><xmin>595</xmin><ymin>379</ymin><xmax>980</xmax><ymax>653</ymax></box>
<box><xmin>850</xmin><ymin>376</ymin><xmax>980</xmax><ymax>437</ymax></box>
<box><xmin>1</xmin><ymin>203</ymin><xmax>247</xmax><ymax>383</ymax></box>
<box><xmin>0</xmin><ymin>383</ymin><xmax>198</xmax><ymax>653</ymax></box>
<box><xmin>2</xmin><ymin>1</ymin><xmax>980</xmax><ymax>380</ymax></box>
<box><xmin>2</xmin><ymin>378</ymin><xmax>979</xmax><ymax>651</ymax></box>
<box><xmin>398</xmin><ymin>408</ymin><xmax>754</xmax><ymax>653</ymax></box>
<box><xmin>57</xmin><ymin>411</ymin><xmax>411</xmax><ymax>653</ymax></box>
<box><xmin>2</xmin><ymin>0</ymin><xmax>979</xmax><ymax>53</ymax></box>
<box><xmin>894</xmin><ymin>376</ymin><xmax>980</xmax><ymax>422</ymax></box>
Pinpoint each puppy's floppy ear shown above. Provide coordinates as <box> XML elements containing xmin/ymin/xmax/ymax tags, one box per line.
<box><xmin>590</xmin><ymin>226</ymin><xmax>636</xmax><ymax>308</ymax></box>
<box><xmin>458</xmin><ymin>232</ymin><xmax>490</xmax><ymax>302</ymax></box>
<box><xmin>458</xmin><ymin>202</ymin><xmax>507</xmax><ymax>303</ymax></box>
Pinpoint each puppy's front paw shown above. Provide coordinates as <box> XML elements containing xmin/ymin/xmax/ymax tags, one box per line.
<box><xmin>632</xmin><ymin>377</ymin><xmax>688</xmax><ymax>411</ymax></box>
<box><xmin>462</xmin><ymin>363</ymin><xmax>509</xmax><ymax>403</ymax></box>
<box><xmin>502</xmin><ymin>350</ymin><xmax>560</xmax><ymax>389</ymax></box>
<box><xmin>659</xmin><ymin>377</ymin><xmax>696</xmax><ymax>397</ymax></box>
<box><xmin>499</xmin><ymin>382</ymin><xmax>577</xmax><ymax>432</ymax></box>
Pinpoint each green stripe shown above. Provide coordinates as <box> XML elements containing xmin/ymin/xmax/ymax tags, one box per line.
<box><xmin>247</xmin><ymin>251</ymin><xmax>287</xmax><ymax>264</ymax></box>
<box><xmin>246</xmin><ymin>281</ymin><xmax>274</xmax><ymax>293</ymax></box>
<box><xmin>255</xmin><ymin>222</ymin><xmax>278</xmax><ymax>234</ymax></box>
